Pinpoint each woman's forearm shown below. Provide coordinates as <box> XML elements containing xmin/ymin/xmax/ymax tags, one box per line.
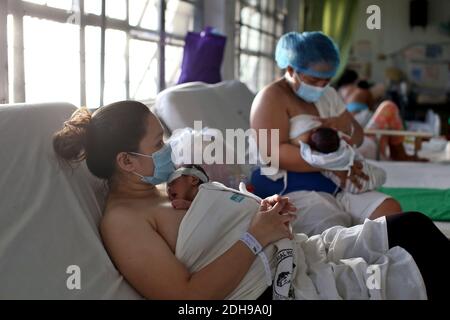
<box><xmin>186</xmin><ymin>240</ymin><xmax>258</xmax><ymax>299</ymax></box>
<box><xmin>350</xmin><ymin>118</ymin><xmax>365</xmax><ymax>147</ymax></box>
<box><xmin>279</xmin><ymin>143</ymin><xmax>319</xmax><ymax>173</ymax></box>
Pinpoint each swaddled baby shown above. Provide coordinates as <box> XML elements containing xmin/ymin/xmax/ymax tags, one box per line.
<box><xmin>289</xmin><ymin>114</ymin><xmax>386</xmax><ymax>194</ymax></box>
<box><xmin>166</xmin><ymin>165</ymin><xmax>210</xmax><ymax>210</ymax></box>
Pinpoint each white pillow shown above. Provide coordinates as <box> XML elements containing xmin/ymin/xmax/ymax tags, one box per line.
<box><xmin>154</xmin><ymin>80</ymin><xmax>255</xmax><ymax>134</ymax></box>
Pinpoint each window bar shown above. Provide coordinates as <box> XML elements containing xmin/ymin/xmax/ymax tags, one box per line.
<box><xmin>239</xmin><ymin>0</ymin><xmax>282</xmax><ymax>22</ymax></box>
<box><xmin>193</xmin><ymin>0</ymin><xmax>204</xmax><ymax>32</ymax></box>
<box><xmin>79</xmin><ymin>0</ymin><xmax>86</xmax><ymax>107</ymax></box>
<box><xmin>137</xmin><ymin>0</ymin><xmax>151</xmax><ymax>28</ymax></box>
<box><xmin>271</xmin><ymin>0</ymin><xmax>277</xmax><ymax>81</ymax></box>
<box><xmin>125</xmin><ymin>0</ymin><xmax>130</xmax><ymax>100</ymax></box>
<box><xmin>237</xmin><ymin>21</ymin><xmax>279</xmax><ymax>37</ymax></box>
<box><xmin>256</xmin><ymin>0</ymin><xmax>263</xmax><ymax>91</ymax></box>
<box><xmin>0</xmin><ymin>0</ymin><xmax>8</xmax><ymax>103</ymax></box>
<box><xmin>280</xmin><ymin>4</ymin><xmax>287</xmax><ymax>78</ymax></box>
<box><xmin>13</xmin><ymin>5</ymin><xmax>25</xmax><ymax>103</ymax></box>
<box><xmin>158</xmin><ymin>0</ymin><xmax>166</xmax><ymax>93</ymax></box>
<box><xmin>236</xmin><ymin>0</ymin><xmax>242</xmax><ymax>80</ymax></box>
<box><xmin>100</xmin><ymin>0</ymin><xmax>106</xmax><ymax>106</ymax></box>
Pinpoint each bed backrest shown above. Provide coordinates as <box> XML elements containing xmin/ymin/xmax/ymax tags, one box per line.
<box><xmin>154</xmin><ymin>80</ymin><xmax>255</xmax><ymax>134</ymax></box>
<box><xmin>0</xmin><ymin>103</ymin><xmax>142</xmax><ymax>299</ymax></box>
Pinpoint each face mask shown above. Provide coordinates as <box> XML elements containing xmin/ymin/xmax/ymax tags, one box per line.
<box><xmin>294</xmin><ymin>75</ymin><xmax>328</xmax><ymax>103</ymax></box>
<box><xmin>130</xmin><ymin>144</ymin><xmax>176</xmax><ymax>185</ymax></box>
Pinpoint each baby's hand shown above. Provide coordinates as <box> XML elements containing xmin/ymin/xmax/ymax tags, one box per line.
<box><xmin>171</xmin><ymin>199</ymin><xmax>192</xmax><ymax>210</ymax></box>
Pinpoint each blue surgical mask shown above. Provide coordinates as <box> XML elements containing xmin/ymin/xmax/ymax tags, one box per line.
<box><xmin>130</xmin><ymin>144</ymin><xmax>176</xmax><ymax>185</ymax></box>
<box><xmin>295</xmin><ymin>75</ymin><xmax>328</xmax><ymax>103</ymax></box>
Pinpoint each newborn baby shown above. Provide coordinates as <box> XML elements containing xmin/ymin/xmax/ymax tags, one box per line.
<box><xmin>166</xmin><ymin>165</ymin><xmax>210</xmax><ymax>210</ymax></box>
<box><xmin>289</xmin><ymin>115</ymin><xmax>386</xmax><ymax>194</ymax></box>
<box><xmin>307</xmin><ymin>127</ymin><xmax>341</xmax><ymax>154</ymax></box>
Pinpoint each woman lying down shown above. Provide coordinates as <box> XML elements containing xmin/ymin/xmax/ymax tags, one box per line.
<box><xmin>53</xmin><ymin>101</ymin><xmax>450</xmax><ymax>300</ymax></box>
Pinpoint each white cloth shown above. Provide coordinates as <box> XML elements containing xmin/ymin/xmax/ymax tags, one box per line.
<box><xmin>289</xmin><ymin>114</ymin><xmax>322</xmax><ymax>138</ymax></box>
<box><xmin>288</xmin><ymin>189</ymin><xmax>391</xmax><ymax>234</ymax></box>
<box><xmin>322</xmin><ymin>154</ymin><xmax>387</xmax><ymax>194</ymax></box>
<box><xmin>315</xmin><ymin>86</ymin><xmax>348</xmax><ymax>118</ymax></box>
<box><xmin>175</xmin><ymin>182</ymin><xmax>427</xmax><ymax>300</ymax></box>
<box><xmin>299</xmin><ymin>140</ymin><xmax>356</xmax><ymax>171</ymax></box>
<box><xmin>286</xmin><ymin>221</ymin><xmax>427</xmax><ymax>300</ymax></box>
<box><xmin>288</xmin><ymin>191</ymin><xmax>352</xmax><ymax>236</ymax></box>
<box><xmin>336</xmin><ymin>191</ymin><xmax>392</xmax><ymax>224</ymax></box>
<box><xmin>175</xmin><ymin>182</ymin><xmax>273</xmax><ymax>300</ymax></box>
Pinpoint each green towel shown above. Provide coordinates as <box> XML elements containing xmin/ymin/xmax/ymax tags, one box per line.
<box><xmin>378</xmin><ymin>188</ymin><xmax>450</xmax><ymax>221</ymax></box>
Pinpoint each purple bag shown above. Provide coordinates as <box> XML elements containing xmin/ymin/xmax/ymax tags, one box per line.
<box><xmin>177</xmin><ymin>27</ymin><xmax>227</xmax><ymax>85</ymax></box>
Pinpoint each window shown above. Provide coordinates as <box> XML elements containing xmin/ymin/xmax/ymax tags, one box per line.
<box><xmin>22</xmin><ymin>0</ymin><xmax>73</xmax><ymax>11</ymax></box>
<box><xmin>236</xmin><ymin>0</ymin><xmax>287</xmax><ymax>93</ymax></box>
<box><xmin>4</xmin><ymin>0</ymin><xmax>198</xmax><ymax>107</ymax></box>
<box><xmin>23</xmin><ymin>17</ymin><xmax>80</xmax><ymax>105</ymax></box>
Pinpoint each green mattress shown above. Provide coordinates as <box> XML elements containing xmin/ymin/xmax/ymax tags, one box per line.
<box><xmin>378</xmin><ymin>187</ymin><xmax>450</xmax><ymax>221</ymax></box>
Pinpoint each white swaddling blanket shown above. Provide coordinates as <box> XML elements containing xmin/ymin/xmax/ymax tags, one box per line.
<box><xmin>175</xmin><ymin>182</ymin><xmax>427</xmax><ymax>300</ymax></box>
<box><xmin>175</xmin><ymin>182</ymin><xmax>274</xmax><ymax>299</ymax></box>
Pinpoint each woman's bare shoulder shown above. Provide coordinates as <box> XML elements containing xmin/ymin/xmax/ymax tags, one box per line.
<box><xmin>101</xmin><ymin>195</ymin><xmax>167</xmax><ymax>232</ymax></box>
<box><xmin>254</xmin><ymin>79</ymin><xmax>289</xmax><ymax>104</ymax></box>
<box><xmin>251</xmin><ymin>80</ymin><xmax>291</xmax><ymax>120</ymax></box>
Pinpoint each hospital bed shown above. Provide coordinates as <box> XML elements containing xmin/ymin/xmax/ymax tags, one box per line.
<box><xmin>369</xmin><ymin>160</ymin><xmax>450</xmax><ymax>237</ymax></box>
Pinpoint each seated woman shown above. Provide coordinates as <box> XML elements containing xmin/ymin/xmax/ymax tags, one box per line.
<box><xmin>250</xmin><ymin>32</ymin><xmax>401</xmax><ymax>234</ymax></box>
<box><xmin>337</xmin><ymin>69</ymin><xmax>426</xmax><ymax>161</ymax></box>
<box><xmin>52</xmin><ymin>101</ymin><xmax>449</xmax><ymax>300</ymax></box>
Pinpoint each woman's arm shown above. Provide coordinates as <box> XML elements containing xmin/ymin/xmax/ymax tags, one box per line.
<box><xmin>320</xmin><ymin>111</ymin><xmax>364</xmax><ymax>147</ymax></box>
<box><xmin>343</xmin><ymin>111</ymin><xmax>365</xmax><ymax>147</ymax></box>
<box><xmin>250</xmin><ymin>90</ymin><xmax>319</xmax><ymax>173</ymax></box>
<box><xmin>278</xmin><ymin>143</ymin><xmax>318</xmax><ymax>172</ymax></box>
<box><xmin>101</xmin><ymin>201</ymin><xmax>296</xmax><ymax>300</ymax></box>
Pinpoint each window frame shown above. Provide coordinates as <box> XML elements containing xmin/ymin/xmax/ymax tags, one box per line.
<box><xmin>2</xmin><ymin>0</ymin><xmax>201</xmax><ymax>106</ymax></box>
<box><xmin>0</xmin><ymin>0</ymin><xmax>8</xmax><ymax>104</ymax></box>
<box><xmin>235</xmin><ymin>0</ymin><xmax>287</xmax><ymax>92</ymax></box>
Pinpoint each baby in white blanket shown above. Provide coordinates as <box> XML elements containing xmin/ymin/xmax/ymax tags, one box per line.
<box><xmin>289</xmin><ymin>114</ymin><xmax>386</xmax><ymax>194</ymax></box>
<box><xmin>166</xmin><ymin>165</ymin><xmax>210</xmax><ymax>210</ymax></box>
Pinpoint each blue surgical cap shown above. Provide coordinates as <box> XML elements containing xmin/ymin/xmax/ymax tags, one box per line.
<box><xmin>275</xmin><ymin>31</ymin><xmax>340</xmax><ymax>79</ymax></box>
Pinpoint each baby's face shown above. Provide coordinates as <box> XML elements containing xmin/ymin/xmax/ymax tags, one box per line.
<box><xmin>167</xmin><ymin>175</ymin><xmax>199</xmax><ymax>201</ymax></box>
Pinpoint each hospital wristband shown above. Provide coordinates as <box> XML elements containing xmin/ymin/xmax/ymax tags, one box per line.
<box><xmin>240</xmin><ymin>232</ymin><xmax>263</xmax><ymax>255</ymax></box>
<box><xmin>240</xmin><ymin>232</ymin><xmax>273</xmax><ymax>286</ymax></box>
